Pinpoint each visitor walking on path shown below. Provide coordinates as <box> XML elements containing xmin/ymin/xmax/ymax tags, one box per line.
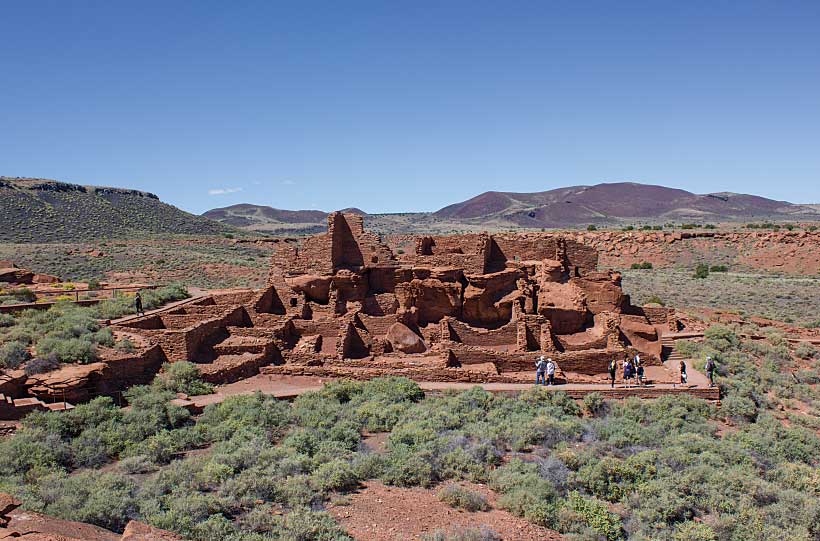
<box><xmin>680</xmin><ymin>359</ymin><xmax>688</xmax><ymax>384</ymax></box>
<box><xmin>636</xmin><ymin>362</ymin><xmax>645</xmax><ymax>386</ymax></box>
<box><xmin>134</xmin><ymin>292</ymin><xmax>144</xmax><ymax>316</ymax></box>
<box><xmin>546</xmin><ymin>358</ymin><xmax>556</xmax><ymax>386</ymax></box>
<box><xmin>608</xmin><ymin>359</ymin><xmax>617</xmax><ymax>388</ymax></box>
<box><xmin>623</xmin><ymin>359</ymin><xmax>633</xmax><ymax>387</ymax></box>
<box><xmin>535</xmin><ymin>356</ymin><xmax>547</xmax><ymax>386</ymax></box>
<box><xmin>705</xmin><ymin>356</ymin><xmax>716</xmax><ymax>387</ymax></box>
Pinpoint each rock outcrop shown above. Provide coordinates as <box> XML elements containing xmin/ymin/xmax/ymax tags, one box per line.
<box><xmin>0</xmin><ymin>493</ymin><xmax>182</xmax><ymax>540</ymax></box>
<box><xmin>386</xmin><ymin>322</ymin><xmax>426</xmax><ymax>354</ymax></box>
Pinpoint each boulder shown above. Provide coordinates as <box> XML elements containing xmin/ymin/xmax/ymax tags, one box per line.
<box><xmin>32</xmin><ymin>274</ymin><xmax>60</xmax><ymax>284</ymax></box>
<box><xmin>286</xmin><ymin>274</ymin><xmax>332</xmax><ymax>303</ymax></box>
<box><xmin>386</xmin><ymin>322</ymin><xmax>426</xmax><ymax>354</ymax></box>
<box><xmin>0</xmin><ymin>493</ymin><xmax>21</xmax><ymax>526</ymax></box>
<box><xmin>537</xmin><ymin>281</ymin><xmax>589</xmax><ymax>334</ymax></box>
<box><xmin>121</xmin><ymin>520</ymin><xmax>184</xmax><ymax>541</ymax></box>
<box><xmin>0</xmin><ymin>268</ymin><xmax>34</xmax><ymax>285</ymax></box>
<box><xmin>619</xmin><ymin>315</ymin><xmax>661</xmax><ymax>360</ymax></box>
<box><xmin>395</xmin><ymin>279</ymin><xmax>461</xmax><ymax>324</ymax></box>
<box><xmin>572</xmin><ymin>271</ymin><xmax>626</xmax><ymax>315</ymax></box>
<box><xmin>462</xmin><ymin>269</ymin><xmax>521</xmax><ymax>325</ymax></box>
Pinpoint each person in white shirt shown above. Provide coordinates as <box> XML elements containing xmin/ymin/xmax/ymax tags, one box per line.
<box><xmin>546</xmin><ymin>358</ymin><xmax>556</xmax><ymax>386</ymax></box>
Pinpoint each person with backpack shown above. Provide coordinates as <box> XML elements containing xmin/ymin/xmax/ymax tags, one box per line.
<box><xmin>535</xmin><ymin>356</ymin><xmax>547</xmax><ymax>386</ymax></box>
<box><xmin>546</xmin><ymin>358</ymin><xmax>556</xmax><ymax>386</ymax></box>
<box><xmin>636</xmin><ymin>361</ymin><xmax>645</xmax><ymax>386</ymax></box>
<box><xmin>608</xmin><ymin>359</ymin><xmax>617</xmax><ymax>388</ymax></box>
<box><xmin>705</xmin><ymin>356</ymin><xmax>716</xmax><ymax>387</ymax></box>
<box><xmin>134</xmin><ymin>291</ymin><xmax>144</xmax><ymax>316</ymax></box>
<box><xmin>623</xmin><ymin>359</ymin><xmax>633</xmax><ymax>387</ymax></box>
<box><xmin>679</xmin><ymin>359</ymin><xmax>688</xmax><ymax>384</ymax></box>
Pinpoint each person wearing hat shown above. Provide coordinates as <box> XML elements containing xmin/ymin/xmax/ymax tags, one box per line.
<box><xmin>704</xmin><ymin>356</ymin><xmax>716</xmax><ymax>387</ymax></box>
<box><xmin>535</xmin><ymin>355</ymin><xmax>547</xmax><ymax>385</ymax></box>
<box><xmin>546</xmin><ymin>358</ymin><xmax>556</xmax><ymax>386</ymax></box>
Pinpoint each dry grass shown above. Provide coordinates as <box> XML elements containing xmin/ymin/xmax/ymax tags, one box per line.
<box><xmin>622</xmin><ymin>268</ymin><xmax>820</xmax><ymax>326</ymax></box>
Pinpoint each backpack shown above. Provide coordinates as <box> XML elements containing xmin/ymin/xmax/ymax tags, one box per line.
<box><xmin>705</xmin><ymin>359</ymin><xmax>714</xmax><ymax>372</ymax></box>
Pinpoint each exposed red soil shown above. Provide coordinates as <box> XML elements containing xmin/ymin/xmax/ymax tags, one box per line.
<box><xmin>328</xmin><ymin>481</ymin><xmax>563</xmax><ymax>541</ymax></box>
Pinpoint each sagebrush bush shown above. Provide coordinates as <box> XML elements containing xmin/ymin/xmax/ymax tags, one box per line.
<box><xmin>795</xmin><ymin>342</ymin><xmax>817</xmax><ymax>360</ymax></box>
<box><xmin>115</xmin><ymin>337</ymin><xmax>135</xmax><ymax>353</ymax></box>
<box><xmin>36</xmin><ymin>336</ymin><xmax>97</xmax><ymax>364</ymax></box>
<box><xmin>582</xmin><ymin>392</ymin><xmax>605</xmax><ymax>415</ymax></box>
<box><xmin>437</xmin><ymin>484</ymin><xmax>489</xmax><ymax>512</ymax></box>
<box><xmin>0</xmin><ymin>340</ymin><xmax>30</xmax><ymax>369</ymax></box>
<box><xmin>424</xmin><ymin>528</ymin><xmax>501</xmax><ymax>541</ymax></box>
<box><xmin>154</xmin><ymin>361</ymin><xmax>214</xmax><ymax>396</ymax></box>
<box><xmin>23</xmin><ymin>355</ymin><xmax>61</xmax><ymax>376</ymax></box>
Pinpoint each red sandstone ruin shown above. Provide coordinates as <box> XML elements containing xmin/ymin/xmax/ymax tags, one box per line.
<box><xmin>0</xmin><ymin>212</ymin><xmax>683</xmax><ymax>414</ymax></box>
<box><xmin>113</xmin><ymin>212</ymin><xmax>673</xmax><ymax>385</ymax></box>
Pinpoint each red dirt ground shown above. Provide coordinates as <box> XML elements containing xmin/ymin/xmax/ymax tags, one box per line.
<box><xmin>328</xmin><ymin>481</ymin><xmax>563</xmax><ymax>541</ymax></box>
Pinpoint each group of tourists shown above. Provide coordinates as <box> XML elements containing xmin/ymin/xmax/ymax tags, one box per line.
<box><xmin>536</xmin><ymin>352</ymin><xmax>717</xmax><ymax>389</ymax></box>
<box><xmin>534</xmin><ymin>356</ymin><xmax>557</xmax><ymax>385</ymax></box>
<box><xmin>608</xmin><ymin>353</ymin><xmax>646</xmax><ymax>387</ymax></box>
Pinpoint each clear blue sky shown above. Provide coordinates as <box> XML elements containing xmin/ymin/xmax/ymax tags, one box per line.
<box><xmin>1</xmin><ymin>1</ymin><xmax>818</xmax><ymax>214</ymax></box>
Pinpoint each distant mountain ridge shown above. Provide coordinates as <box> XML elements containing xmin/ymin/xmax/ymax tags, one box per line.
<box><xmin>205</xmin><ymin>182</ymin><xmax>820</xmax><ymax>233</ymax></box>
<box><xmin>0</xmin><ymin>177</ymin><xmax>232</xmax><ymax>242</ymax></box>
<box><xmin>202</xmin><ymin>204</ymin><xmax>366</xmax><ymax>234</ymax></box>
<box><xmin>3</xmin><ymin>176</ymin><xmax>817</xmax><ymax>244</ymax></box>
<box><xmin>433</xmin><ymin>182</ymin><xmax>819</xmax><ymax>227</ymax></box>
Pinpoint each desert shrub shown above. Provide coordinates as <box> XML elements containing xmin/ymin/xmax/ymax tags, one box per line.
<box><xmin>645</xmin><ymin>295</ymin><xmax>665</xmax><ymax>306</ymax></box>
<box><xmin>117</xmin><ymin>454</ymin><xmax>158</xmax><ymax>475</ymax></box>
<box><xmin>794</xmin><ymin>342</ymin><xmax>817</xmax><ymax>360</ymax></box>
<box><xmin>86</xmin><ymin>277</ymin><xmax>102</xmax><ymax>290</ymax></box>
<box><xmin>720</xmin><ymin>393</ymin><xmax>759</xmax><ymax>423</ymax></box>
<box><xmin>0</xmin><ymin>313</ymin><xmax>15</xmax><ymax>327</ymax></box>
<box><xmin>703</xmin><ymin>324</ymin><xmax>740</xmax><ymax>351</ymax></box>
<box><xmin>576</xmin><ymin>452</ymin><xmax>658</xmax><ymax>502</ymax></box>
<box><xmin>709</xmin><ymin>264</ymin><xmax>728</xmax><ymax>272</ymax></box>
<box><xmin>424</xmin><ymin>528</ymin><xmax>501</xmax><ymax>541</ymax></box>
<box><xmin>0</xmin><ymin>341</ymin><xmax>30</xmax><ymax>369</ymax></box>
<box><xmin>560</xmin><ymin>491</ymin><xmax>624</xmax><ymax>540</ymax></box>
<box><xmin>490</xmin><ymin>459</ymin><xmax>560</xmax><ymax>527</ymax></box>
<box><xmin>583</xmin><ymin>392</ymin><xmax>605</xmax><ymax>416</ymax></box>
<box><xmin>693</xmin><ymin>263</ymin><xmax>709</xmax><ymax>279</ymax></box>
<box><xmin>672</xmin><ymin>521</ymin><xmax>717</xmax><ymax>541</ymax></box>
<box><xmin>9</xmin><ymin>287</ymin><xmax>36</xmax><ymax>303</ymax></box>
<box><xmin>278</xmin><ymin>508</ymin><xmax>352</xmax><ymax>540</ymax></box>
<box><xmin>154</xmin><ymin>361</ymin><xmax>214</xmax><ymax>396</ymax></box>
<box><xmin>587</xmin><ymin>224</ymin><xmax>598</xmax><ymax>231</ymax></box>
<box><xmin>630</xmin><ymin>261</ymin><xmax>653</xmax><ymax>270</ymax></box>
<box><xmin>36</xmin><ymin>336</ymin><xmax>97</xmax><ymax>364</ymax></box>
<box><xmin>196</xmin><ymin>392</ymin><xmax>292</xmax><ymax>443</ymax></box>
<box><xmin>18</xmin><ymin>470</ymin><xmax>137</xmax><ymax>532</ymax></box>
<box><xmin>437</xmin><ymin>484</ymin><xmax>490</xmax><ymax>512</ymax></box>
<box><xmin>23</xmin><ymin>354</ymin><xmax>61</xmax><ymax>376</ymax></box>
<box><xmin>381</xmin><ymin>446</ymin><xmax>437</xmax><ymax>487</ymax></box>
<box><xmin>115</xmin><ymin>337</ymin><xmax>136</xmax><ymax>353</ymax></box>
<box><xmin>311</xmin><ymin>458</ymin><xmax>360</xmax><ymax>493</ymax></box>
